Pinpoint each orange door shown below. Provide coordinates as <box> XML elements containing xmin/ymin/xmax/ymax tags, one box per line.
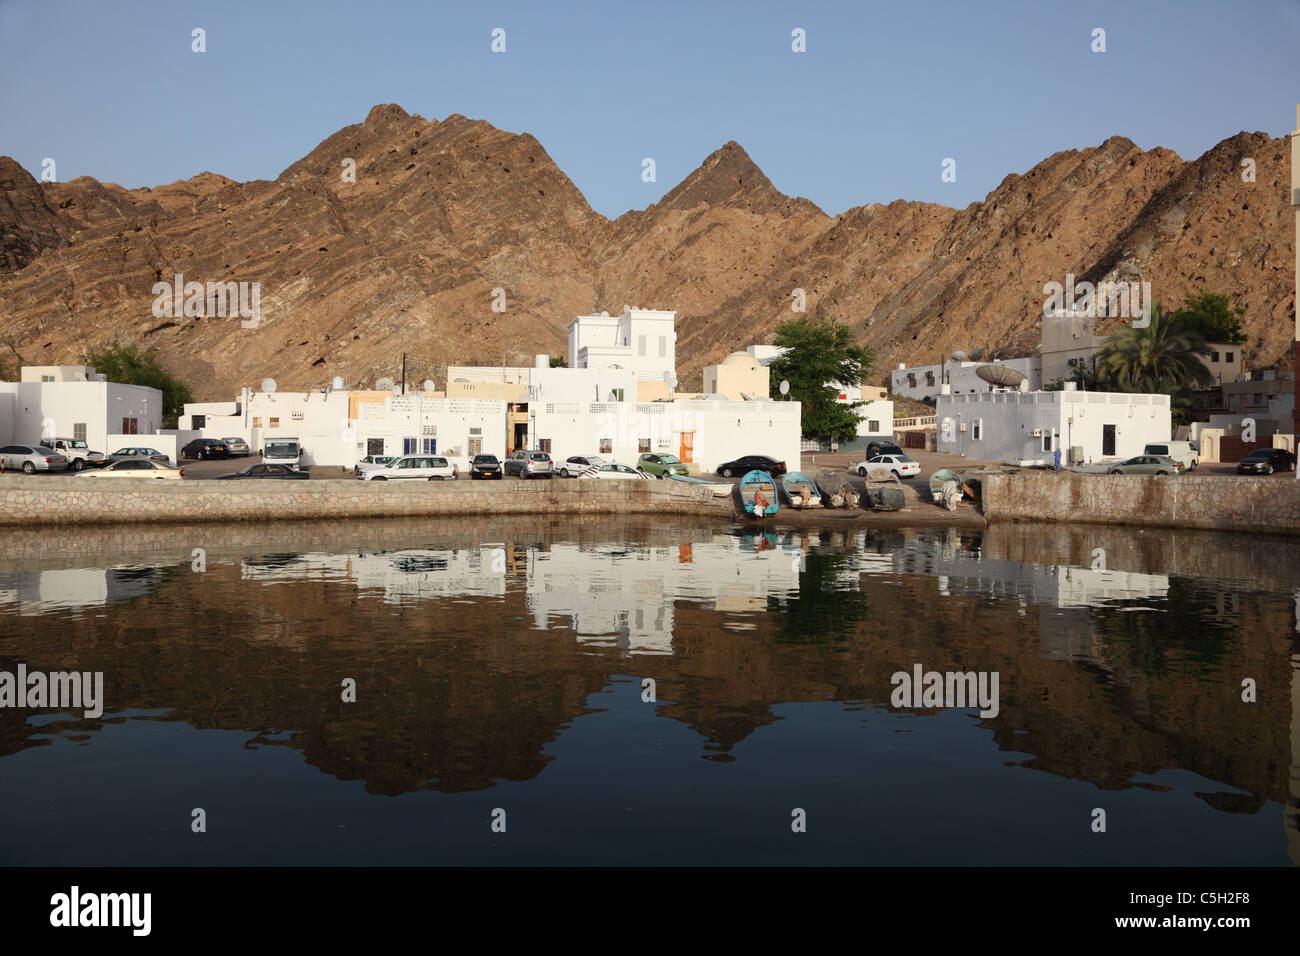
<box><xmin>679</xmin><ymin>431</ymin><xmax>694</xmax><ymax>463</ymax></box>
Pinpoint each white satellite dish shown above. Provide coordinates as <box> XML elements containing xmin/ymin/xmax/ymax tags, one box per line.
<box><xmin>422</xmin><ymin>379</ymin><xmax>435</xmax><ymax>391</ymax></box>
<box><xmin>261</xmin><ymin>378</ymin><xmax>277</xmax><ymax>394</ymax></box>
<box><xmin>331</xmin><ymin>376</ymin><xmax>345</xmax><ymax>390</ymax></box>
<box><xmin>391</xmin><ymin>385</ymin><xmax>402</xmax><ymax>396</ymax></box>
<box><xmin>951</xmin><ymin>350</ymin><xmax>968</xmax><ymax>363</ymax></box>
<box><xmin>779</xmin><ymin>380</ymin><xmax>790</xmax><ymax>396</ymax></box>
<box><xmin>375</xmin><ymin>377</ymin><xmax>394</xmax><ymax>391</ymax></box>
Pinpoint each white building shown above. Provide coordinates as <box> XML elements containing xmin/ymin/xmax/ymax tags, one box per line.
<box><xmin>568</xmin><ymin>306</ymin><xmax>677</xmax><ymax>383</ymax></box>
<box><xmin>891</xmin><ymin>357</ymin><xmax>1042</xmax><ymax>402</ymax></box>
<box><xmin>0</xmin><ymin>366</ymin><xmax>163</xmax><ymax>455</ymax></box>
<box><xmin>936</xmin><ymin>385</ymin><xmax>1171</xmax><ymax>466</ymax></box>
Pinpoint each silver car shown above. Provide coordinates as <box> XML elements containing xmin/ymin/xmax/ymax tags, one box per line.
<box><xmin>0</xmin><ymin>444</ymin><xmax>70</xmax><ymax>474</ymax></box>
<box><xmin>222</xmin><ymin>437</ymin><xmax>251</xmax><ymax>457</ymax></box>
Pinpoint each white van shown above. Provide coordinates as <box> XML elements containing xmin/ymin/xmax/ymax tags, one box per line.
<box><xmin>263</xmin><ymin>437</ymin><xmax>302</xmax><ymax>469</ymax></box>
<box><xmin>1144</xmin><ymin>441</ymin><xmax>1197</xmax><ymax>471</ymax></box>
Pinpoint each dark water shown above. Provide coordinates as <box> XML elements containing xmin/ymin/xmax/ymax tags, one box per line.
<box><xmin>0</xmin><ymin>516</ymin><xmax>1296</xmax><ymax>866</ymax></box>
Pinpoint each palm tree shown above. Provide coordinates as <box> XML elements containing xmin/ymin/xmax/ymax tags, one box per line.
<box><xmin>1094</xmin><ymin>304</ymin><xmax>1215</xmax><ymax>395</ymax></box>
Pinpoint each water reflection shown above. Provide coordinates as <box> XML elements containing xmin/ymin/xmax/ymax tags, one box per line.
<box><xmin>0</xmin><ymin>517</ymin><xmax>1295</xmax><ymax>865</ymax></box>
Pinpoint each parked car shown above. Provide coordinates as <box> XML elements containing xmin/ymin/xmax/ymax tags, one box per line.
<box><xmin>77</xmin><ymin>459</ymin><xmax>184</xmax><ymax>479</ymax></box>
<box><xmin>182</xmin><ymin>438</ymin><xmax>230</xmax><ymax>460</ymax></box>
<box><xmin>637</xmin><ymin>453</ymin><xmax>689</xmax><ymax>478</ymax></box>
<box><xmin>578</xmin><ymin>463</ymin><xmax>650</xmax><ymax>481</ymax></box>
<box><xmin>866</xmin><ymin>441</ymin><xmax>906</xmax><ymax>459</ymax></box>
<box><xmin>557</xmin><ymin>455</ymin><xmax>605</xmax><ymax>478</ymax></box>
<box><xmin>358</xmin><ymin>455</ymin><xmax>458</xmax><ymax>481</ymax></box>
<box><xmin>354</xmin><ymin>455</ymin><xmax>396</xmax><ymax>477</ymax></box>
<box><xmin>1144</xmin><ymin>440</ymin><xmax>1198</xmax><ymax>471</ymax></box>
<box><xmin>715</xmin><ymin>455</ymin><xmax>786</xmax><ymax>478</ymax></box>
<box><xmin>470</xmin><ymin>454</ymin><xmax>503</xmax><ymax>479</ymax></box>
<box><xmin>1235</xmin><ymin>448</ymin><xmax>1296</xmax><ymax>475</ymax></box>
<box><xmin>855</xmin><ymin>454</ymin><xmax>921</xmax><ymax>479</ymax></box>
<box><xmin>48</xmin><ymin>438</ymin><xmax>107</xmax><ymax>471</ymax></box>
<box><xmin>1107</xmin><ymin>455</ymin><xmax>1184</xmax><ymax>476</ymax></box>
<box><xmin>222</xmin><ymin>437</ymin><xmax>251</xmax><ymax>457</ymax></box>
<box><xmin>107</xmin><ymin>446</ymin><xmax>170</xmax><ymax>465</ymax></box>
<box><xmin>215</xmin><ymin>464</ymin><xmax>310</xmax><ymax>480</ymax></box>
<box><xmin>0</xmin><ymin>444</ymin><xmax>69</xmax><ymax>474</ymax></box>
<box><xmin>504</xmin><ymin>450</ymin><xmax>554</xmax><ymax>479</ymax></box>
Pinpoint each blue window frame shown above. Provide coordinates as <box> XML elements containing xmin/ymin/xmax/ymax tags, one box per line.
<box><xmin>403</xmin><ymin>437</ymin><xmax>418</xmax><ymax>454</ymax></box>
<box><xmin>422</xmin><ymin>438</ymin><xmax>436</xmax><ymax>454</ymax></box>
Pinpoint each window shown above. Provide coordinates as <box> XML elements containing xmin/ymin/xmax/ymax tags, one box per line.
<box><xmin>421</xmin><ymin>438</ymin><xmax>436</xmax><ymax>454</ymax></box>
<box><xmin>1043</xmin><ymin>433</ymin><xmax>1053</xmax><ymax>452</ymax></box>
<box><xmin>907</xmin><ymin>374</ymin><xmax>916</xmax><ymax>388</ymax></box>
<box><xmin>121</xmin><ymin>418</ymin><xmax>139</xmax><ymax>434</ymax></box>
<box><xmin>269</xmin><ymin>417</ymin><xmax>280</xmax><ymax>428</ymax></box>
<box><xmin>869</xmin><ymin>420</ymin><xmax>880</xmax><ymax>432</ymax></box>
<box><xmin>639</xmin><ymin>438</ymin><xmax>651</xmax><ymax>453</ymax></box>
<box><xmin>41</xmin><ymin>375</ymin><xmax>54</xmax><ymax>382</ymax></box>
<box><xmin>609</xmin><ymin>388</ymin><xmax>624</xmax><ymax>402</ymax></box>
<box><xmin>539</xmin><ymin>438</ymin><xmax>552</xmax><ymax>453</ymax></box>
<box><xmin>658</xmin><ymin>336</ymin><xmax>666</xmax><ymax>357</ymax></box>
<box><xmin>638</xmin><ymin>335</ymin><xmax>646</xmax><ymax>356</ymax></box>
<box><xmin>1225</xmin><ymin>352</ymin><xmax>1234</xmax><ymax>363</ymax></box>
<box><xmin>469</xmin><ymin>427</ymin><xmax>481</xmax><ymax>436</ymax></box>
<box><xmin>74</xmin><ymin>423</ymin><xmax>86</xmax><ymax>441</ymax></box>
<box><xmin>925</xmin><ymin>371</ymin><xmax>935</xmax><ymax>387</ymax></box>
<box><xmin>599</xmin><ymin>438</ymin><xmax>613</xmax><ymax>454</ymax></box>
<box><xmin>367</xmin><ymin>438</ymin><xmax>384</xmax><ymax>456</ymax></box>
<box><xmin>403</xmin><ymin>437</ymin><xmax>418</xmax><ymax>454</ymax></box>
<box><xmin>291</xmin><ymin>410</ymin><xmax>304</xmax><ymax>421</ymax></box>
<box><xmin>192</xmin><ymin>415</ymin><xmax>206</xmax><ymax>429</ymax></box>
<box><xmin>253</xmin><ymin>417</ymin><xmax>263</xmax><ymax>428</ymax></box>
<box><xmin>972</xmin><ymin>420</ymin><xmax>982</xmax><ymax>440</ymax></box>
<box><xmin>468</xmin><ymin>437</ymin><xmax>483</xmax><ymax>456</ymax></box>
<box><xmin>1211</xmin><ymin>352</ymin><xmax>1220</xmax><ymax>363</ymax></box>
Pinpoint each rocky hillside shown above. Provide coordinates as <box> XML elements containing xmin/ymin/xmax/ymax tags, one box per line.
<box><xmin>1</xmin><ymin>104</ymin><xmax>1293</xmax><ymax>400</ymax></box>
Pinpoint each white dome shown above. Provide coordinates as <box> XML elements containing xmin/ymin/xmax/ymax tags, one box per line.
<box><xmin>721</xmin><ymin>351</ymin><xmax>760</xmax><ymax>368</ymax></box>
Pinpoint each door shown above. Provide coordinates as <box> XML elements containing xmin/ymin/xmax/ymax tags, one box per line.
<box><xmin>679</xmin><ymin>432</ymin><xmax>694</xmax><ymax>464</ymax></box>
<box><xmin>366</xmin><ymin>438</ymin><xmax>384</xmax><ymax>457</ymax></box>
<box><xmin>1102</xmin><ymin>424</ymin><xmax>1116</xmax><ymax>457</ymax></box>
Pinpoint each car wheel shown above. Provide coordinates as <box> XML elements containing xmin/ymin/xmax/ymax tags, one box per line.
<box><xmin>1156</xmin><ymin>470</ymin><xmax>1167</xmax><ymax>476</ymax></box>
<box><xmin>722</xmin><ymin>467</ymin><xmax>733</xmax><ymax>477</ymax></box>
<box><xmin>857</xmin><ymin>467</ymin><xmax>867</xmax><ymax>477</ymax></box>
<box><xmin>891</xmin><ymin>470</ymin><xmax>901</xmax><ymax>478</ymax></box>
<box><xmin>1109</xmin><ymin>469</ymin><xmax>1122</xmax><ymax>475</ymax></box>
<box><xmin>22</xmin><ymin>462</ymin><xmax>35</xmax><ymax>474</ymax></box>
<box><xmin>373</xmin><ymin>476</ymin><xmax>387</xmax><ymax>481</ymax></box>
<box><xmin>560</xmin><ymin>468</ymin><xmax>569</xmax><ymax>478</ymax></box>
<box><xmin>72</xmin><ymin>459</ymin><xmax>84</xmax><ymax>471</ymax></box>
<box><xmin>1266</xmin><ymin>464</ymin><xmax>1274</xmax><ymax>475</ymax></box>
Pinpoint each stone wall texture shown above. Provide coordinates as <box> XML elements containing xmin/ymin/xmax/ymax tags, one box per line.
<box><xmin>982</xmin><ymin>472</ymin><xmax>1300</xmax><ymax>536</ymax></box>
<box><xmin>0</xmin><ymin>477</ymin><xmax>733</xmax><ymax>527</ymax></box>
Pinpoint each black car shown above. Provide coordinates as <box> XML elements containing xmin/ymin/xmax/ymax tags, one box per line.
<box><xmin>470</xmin><ymin>454</ymin><xmax>502</xmax><ymax>479</ymax></box>
<box><xmin>715</xmin><ymin>455</ymin><xmax>787</xmax><ymax>478</ymax></box>
<box><xmin>182</xmin><ymin>438</ymin><xmax>231</xmax><ymax>460</ymax></box>
<box><xmin>215</xmin><ymin>464</ymin><xmax>310</xmax><ymax>480</ymax></box>
<box><xmin>866</xmin><ymin>441</ymin><xmax>905</xmax><ymax>459</ymax></box>
<box><xmin>1235</xmin><ymin>448</ymin><xmax>1296</xmax><ymax>475</ymax></box>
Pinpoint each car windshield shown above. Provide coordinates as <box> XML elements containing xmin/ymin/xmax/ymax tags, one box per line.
<box><xmin>1241</xmin><ymin>451</ymin><xmax>1270</xmax><ymax>460</ymax></box>
<box><xmin>474</xmin><ymin>456</ymin><xmax>497</xmax><ymax>463</ymax></box>
<box><xmin>658</xmin><ymin>455</ymin><xmax>681</xmax><ymax>464</ymax></box>
<box><xmin>64</xmin><ymin>440</ymin><xmax>88</xmax><ymax>449</ymax></box>
<box><xmin>265</xmin><ymin>442</ymin><xmax>298</xmax><ymax>456</ymax></box>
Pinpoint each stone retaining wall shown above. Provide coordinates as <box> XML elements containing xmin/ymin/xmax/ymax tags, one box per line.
<box><xmin>0</xmin><ymin>477</ymin><xmax>733</xmax><ymax>527</ymax></box>
<box><xmin>981</xmin><ymin>471</ymin><xmax>1300</xmax><ymax>536</ymax></box>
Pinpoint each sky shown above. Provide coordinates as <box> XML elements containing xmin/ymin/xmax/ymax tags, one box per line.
<box><xmin>2</xmin><ymin>0</ymin><xmax>1299</xmax><ymax>219</ymax></box>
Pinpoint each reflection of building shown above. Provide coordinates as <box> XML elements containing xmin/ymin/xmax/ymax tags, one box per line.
<box><xmin>240</xmin><ymin>549</ymin><xmax>507</xmax><ymax>601</ymax></box>
<box><xmin>0</xmin><ymin>566</ymin><xmax>165</xmax><ymax>616</ymax></box>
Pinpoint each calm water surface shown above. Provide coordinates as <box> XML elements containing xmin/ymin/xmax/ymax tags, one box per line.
<box><xmin>0</xmin><ymin>516</ymin><xmax>1296</xmax><ymax>865</ymax></box>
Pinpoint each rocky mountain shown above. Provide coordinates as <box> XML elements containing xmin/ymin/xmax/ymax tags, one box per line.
<box><xmin>1</xmin><ymin>104</ymin><xmax>1293</xmax><ymax>400</ymax></box>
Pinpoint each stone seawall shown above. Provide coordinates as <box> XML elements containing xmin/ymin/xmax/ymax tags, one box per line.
<box><xmin>981</xmin><ymin>471</ymin><xmax>1300</xmax><ymax>536</ymax></box>
<box><xmin>0</xmin><ymin>478</ymin><xmax>733</xmax><ymax>527</ymax></box>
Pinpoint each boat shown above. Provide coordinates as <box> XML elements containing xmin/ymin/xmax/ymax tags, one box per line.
<box><xmin>813</xmin><ymin>469</ymin><xmax>859</xmax><ymax>509</ymax></box>
<box><xmin>739</xmin><ymin>469</ymin><xmax>779</xmax><ymax>518</ymax></box>
<box><xmin>780</xmin><ymin>472</ymin><xmax>821</xmax><ymax>509</ymax></box>
<box><xmin>929</xmin><ymin>468</ymin><xmax>973</xmax><ymax>511</ymax></box>
<box><xmin>663</xmin><ymin>473</ymin><xmax>733</xmax><ymax>497</ymax></box>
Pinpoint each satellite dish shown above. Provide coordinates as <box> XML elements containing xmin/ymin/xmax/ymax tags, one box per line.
<box><xmin>331</xmin><ymin>376</ymin><xmax>345</xmax><ymax>390</ymax></box>
<box><xmin>391</xmin><ymin>385</ymin><xmax>402</xmax><ymax>397</ymax></box>
<box><xmin>422</xmin><ymin>379</ymin><xmax>435</xmax><ymax>391</ymax></box>
<box><xmin>375</xmin><ymin>377</ymin><xmax>394</xmax><ymax>391</ymax></box>
<box><xmin>950</xmin><ymin>350</ymin><xmax>968</xmax><ymax>363</ymax></box>
<box><xmin>975</xmin><ymin>364</ymin><xmax>1027</xmax><ymax>387</ymax></box>
<box><xmin>779</xmin><ymin>380</ymin><xmax>790</xmax><ymax>396</ymax></box>
<box><xmin>261</xmin><ymin>378</ymin><xmax>277</xmax><ymax>394</ymax></box>
<box><xmin>968</xmin><ymin>348</ymin><xmax>984</xmax><ymax>361</ymax></box>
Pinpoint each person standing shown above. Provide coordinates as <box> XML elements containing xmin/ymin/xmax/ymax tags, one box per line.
<box><xmin>1053</xmin><ymin>447</ymin><xmax>1062</xmax><ymax>473</ymax></box>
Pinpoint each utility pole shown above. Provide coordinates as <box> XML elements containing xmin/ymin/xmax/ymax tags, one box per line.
<box><xmin>401</xmin><ymin>353</ymin><xmax>407</xmax><ymax>396</ymax></box>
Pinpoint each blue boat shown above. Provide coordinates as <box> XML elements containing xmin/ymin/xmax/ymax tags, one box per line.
<box><xmin>780</xmin><ymin>471</ymin><xmax>821</xmax><ymax>509</ymax></box>
<box><xmin>739</xmin><ymin>469</ymin><xmax>779</xmax><ymax>518</ymax></box>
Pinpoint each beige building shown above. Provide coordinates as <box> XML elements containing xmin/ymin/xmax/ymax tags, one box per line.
<box><xmin>20</xmin><ymin>365</ymin><xmax>106</xmax><ymax>383</ymax></box>
<box><xmin>1202</xmin><ymin>342</ymin><xmax>1246</xmax><ymax>385</ymax></box>
<box><xmin>1040</xmin><ymin>313</ymin><xmax>1109</xmax><ymax>385</ymax></box>
<box><xmin>703</xmin><ymin>352</ymin><xmax>771</xmax><ymax>400</ymax></box>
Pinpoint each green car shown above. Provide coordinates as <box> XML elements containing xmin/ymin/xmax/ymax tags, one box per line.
<box><xmin>1107</xmin><ymin>455</ymin><xmax>1184</xmax><ymax>476</ymax></box>
<box><xmin>636</xmin><ymin>453</ymin><xmax>689</xmax><ymax>477</ymax></box>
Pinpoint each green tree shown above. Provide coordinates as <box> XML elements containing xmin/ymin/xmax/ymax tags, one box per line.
<box><xmin>768</xmin><ymin>316</ymin><xmax>876</xmax><ymax>443</ymax></box>
<box><xmin>83</xmin><ymin>341</ymin><xmax>194</xmax><ymax>417</ymax></box>
<box><xmin>1093</xmin><ymin>304</ymin><xmax>1214</xmax><ymax>426</ymax></box>
<box><xmin>1169</xmin><ymin>291</ymin><xmax>1246</xmax><ymax>345</ymax></box>
<box><xmin>549</xmin><ymin>356</ymin><xmax>568</xmax><ymax>368</ymax></box>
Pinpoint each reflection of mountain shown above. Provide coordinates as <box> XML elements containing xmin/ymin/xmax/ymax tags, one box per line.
<box><xmin>0</xmin><ymin>518</ymin><xmax>1294</xmax><ymax>847</ymax></box>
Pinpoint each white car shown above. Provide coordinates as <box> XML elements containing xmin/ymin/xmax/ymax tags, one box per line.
<box><xmin>557</xmin><ymin>455</ymin><xmax>605</xmax><ymax>478</ymax></box>
<box><xmin>577</xmin><ymin>463</ymin><xmax>651</xmax><ymax>482</ymax></box>
<box><xmin>855</xmin><ymin>454</ymin><xmax>921</xmax><ymax>479</ymax></box>
<box><xmin>358</xmin><ymin>455</ymin><xmax>458</xmax><ymax>481</ymax></box>
<box><xmin>77</xmin><ymin>459</ymin><xmax>185</xmax><ymax>479</ymax></box>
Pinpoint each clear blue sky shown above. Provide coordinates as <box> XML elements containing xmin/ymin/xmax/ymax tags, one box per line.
<box><xmin>2</xmin><ymin>0</ymin><xmax>1298</xmax><ymax>218</ymax></box>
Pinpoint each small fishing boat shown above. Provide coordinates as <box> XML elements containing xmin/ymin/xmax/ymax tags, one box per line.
<box><xmin>813</xmin><ymin>469</ymin><xmax>859</xmax><ymax>509</ymax></box>
<box><xmin>664</xmin><ymin>473</ymin><xmax>733</xmax><ymax>497</ymax></box>
<box><xmin>780</xmin><ymin>471</ymin><xmax>821</xmax><ymax>509</ymax></box>
<box><xmin>929</xmin><ymin>468</ymin><xmax>973</xmax><ymax>511</ymax></box>
<box><xmin>739</xmin><ymin>469</ymin><xmax>779</xmax><ymax>518</ymax></box>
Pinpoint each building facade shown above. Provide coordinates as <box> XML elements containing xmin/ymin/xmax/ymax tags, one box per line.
<box><xmin>0</xmin><ymin>367</ymin><xmax>163</xmax><ymax>455</ymax></box>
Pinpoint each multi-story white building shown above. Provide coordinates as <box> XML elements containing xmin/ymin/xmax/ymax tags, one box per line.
<box><xmin>0</xmin><ymin>366</ymin><xmax>163</xmax><ymax>455</ymax></box>
<box><xmin>936</xmin><ymin>384</ymin><xmax>1171</xmax><ymax>466</ymax></box>
<box><xmin>568</xmin><ymin>306</ymin><xmax>677</xmax><ymax>383</ymax></box>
